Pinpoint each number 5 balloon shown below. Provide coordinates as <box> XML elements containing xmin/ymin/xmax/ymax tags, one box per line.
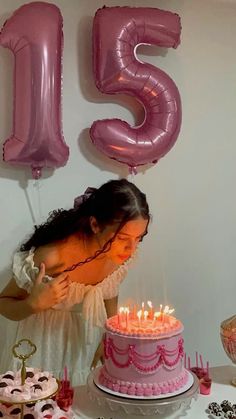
<box><xmin>0</xmin><ymin>2</ymin><xmax>69</xmax><ymax>179</ymax></box>
<box><xmin>90</xmin><ymin>6</ymin><xmax>182</xmax><ymax>174</ymax></box>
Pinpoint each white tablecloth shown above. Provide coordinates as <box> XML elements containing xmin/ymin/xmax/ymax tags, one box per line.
<box><xmin>71</xmin><ymin>365</ymin><xmax>236</xmax><ymax>419</ymax></box>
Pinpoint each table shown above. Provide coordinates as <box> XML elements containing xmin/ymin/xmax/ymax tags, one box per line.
<box><xmin>71</xmin><ymin>365</ymin><xmax>236</xmax><ymax>419</ymax></box>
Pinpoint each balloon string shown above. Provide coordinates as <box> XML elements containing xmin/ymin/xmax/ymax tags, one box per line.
<box><xmin>129</xmin><ymin>172</ymin><xmax>136</xmax><ymax>184</ymax></box>
<box><xmin>33</xmin><ymin>178</ymin><xmax>43</xmax><ymax>224</ymax></box>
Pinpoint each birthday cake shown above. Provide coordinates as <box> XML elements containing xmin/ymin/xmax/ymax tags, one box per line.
<box><xmin>99</xmin><ymin>306</ymin><xmax>188</xmax><ymax>397</ymax></box>
<box><xmin>0</xmin><ymin>367</ymin><xmax>58</xmax><ymax>403</ymax></box>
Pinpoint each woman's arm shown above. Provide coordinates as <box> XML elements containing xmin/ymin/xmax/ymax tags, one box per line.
<box><xmin>0</xmin><ymin>278</ymin><xmax>35</xmax><ymax>321</ymax></box>
<box><xmin>90</xmin><ymin>296</ymin><xmax>118</xmax><ymax>369</ymax></box>
<box><xmin>104</xmin><ymin>295</ymin><xmax>118</xmax><ymax>318</ymax></box>
<box><xmin>0</xmin><ymin>257</ymin><xmax>70</xmax><ymax>321</ymax></box>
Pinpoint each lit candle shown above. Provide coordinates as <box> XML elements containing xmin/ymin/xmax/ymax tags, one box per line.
<box><xmin>144</xmin><ymin>310</ymin><xmax>148</xmax><ymax>322</ymax></box>
<box><xmin>162</xmin><ymin>305</ymin><xmax>175</xmax><ymax>324</ymax></box>
<box><xmin>153</xmin><ymin>311</ymin><xmax>161</xmax><ymax>326</ymax></box>
<box><xmin>147</xmin><ymin>301</ymin><xmax>154</xmax><ymax>319</ymax></box>
<box><xmin>159</xmin><ymin>304</ymin><xmax>163</xmax><ymax>322</ymax></box>
<box><xmin>141</xmin><ymin>302</ymin><xmax>145</xmax><ymax>319</ymax></box>
<box><xmin>118</xmin><ymin>307</ymin><xmax>124</xmax><ymax>327</ymax></box>
<box><xmin>163</xmin><ymin>305</ymin><xmax>169</xmax><ymax>324</ymax></box>
<box><xmin>124</xmin><ymin>307</ymin><xmax>129</xmax><ymax>329</ymax></box>
<box><xmin>137</xmin><ymin>310</ymin><xmax>142</xmax><ymax>327</ymax></box>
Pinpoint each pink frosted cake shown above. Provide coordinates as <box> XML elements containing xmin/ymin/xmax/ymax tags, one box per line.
<box><xmin>99</xmin><ymin>311</ymin><xmax>188</xmax><ymax>397</ymax></box>
<box><xmin>0</xmin><ymin>367</ymin><xmax>58</xmax><ymax>403</ymax></box>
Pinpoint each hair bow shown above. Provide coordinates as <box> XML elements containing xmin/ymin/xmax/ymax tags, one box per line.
<box><xmin>73</xmin><ymin>187</ymin><xmax>96</xmax><ymax>209</ymax></box>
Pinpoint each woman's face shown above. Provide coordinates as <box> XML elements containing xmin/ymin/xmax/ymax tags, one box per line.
<box><xmin>99</xmin><ymin>217</ymin><xmax>149</xmax><ymax>264</ymax></box>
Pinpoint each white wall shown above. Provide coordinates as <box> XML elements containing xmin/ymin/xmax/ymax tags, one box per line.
<box><xmin>0</xmin><ymin>0</ymin><xmax>235</xmax><ymax>367</ymax></box>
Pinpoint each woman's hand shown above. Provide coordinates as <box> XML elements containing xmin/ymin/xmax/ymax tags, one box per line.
<box><xmin>27</xmin><ymin>263</ymin><xmax>70</xmax><ymax>313</ymax></box>
<box><xmin>90</xmin><ymin>340</ymin><xmax>104</xmax><ymax>370</ymax></box>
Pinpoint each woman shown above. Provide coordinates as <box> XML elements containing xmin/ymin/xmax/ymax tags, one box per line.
<box><xmin>0</xmin><ymin>179</ymin><xmax>150</xmax><ymax>385</ymax></box>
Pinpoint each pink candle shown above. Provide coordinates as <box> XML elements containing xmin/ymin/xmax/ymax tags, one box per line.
<box><xmin>118</xmin><ymin>307</ymin><xmax>124</xmax><ymax>327</ymax></box>
<box><xmin>147</xmin><ymin>301</ymin><xmax>154</xmax><ymax>320</ymax></box>
<box><xmin>125</xmin><ymin>308</ymin><xmax>129</xmax><ymax>329</ymax></box>
<box><xmin>117</xmin><ymin>312</ymin><xmax>120</xmax><ymax>327</ymax></box>
<box><xmin>141</xmin><ymin>302</ymin><xmax>145</xmax><ymax>319</ymax></box>
<box><xmin>206</xmin><ymin>361</ymin><xmax>209</xmax><ymax>377</ymax></box>
<box><xmin>64</xmin><ymin>366</ymin><xmax>68</xmax><ymax>382</ymax></box>
<box><xmin>152</xmin><ymin>311</ymin><xmax>161</xmax><ymax>327</ymax></box>
<box><xmin>188</xmin><ymin>356</ymin><xmax>191</xmax><ymax>370</ymax></box>
<box><xmin>144</xmin><ymin>310</ymin><xmax>148</xmax><ymax>323</ymax></box>
<box><xmin>200</xmin><ymin>354</ymin><xmax>204</xmax><ymax>370</ymax></box>
<box><xmin>137</xmin><ymin>310</ymin><xmax>142</xmax><ymax>327</ymax></box>
<box><xmin>159</xmin><ymin>304</ymin><xmax>163</xmax><ymax>323</ymax></box>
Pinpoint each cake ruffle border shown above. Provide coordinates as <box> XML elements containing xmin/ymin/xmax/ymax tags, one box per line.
<box><xmin>99</xmin><ymin>368</ymin><xmax>189</xmax><ymax>397</ymax></box>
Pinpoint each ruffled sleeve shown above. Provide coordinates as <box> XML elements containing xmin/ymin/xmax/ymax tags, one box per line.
<box><xmin>12</xmin><ymin>249</ymin><xmax>52</xmax><ymax>293</ymax></box>
<box><xmin>100</xmin><ymin>257</ymin><xmax>134</xmax><ymax>300</ymax></box>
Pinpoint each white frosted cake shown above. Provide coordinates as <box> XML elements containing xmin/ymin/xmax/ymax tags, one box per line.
<box><xmin>99</xmin><ymin>309</ymin><xmax>188</xmax><ymax>397</ymax></box>
<box><xmin>0</xmin><ymin>367</ymin><xmax>58</xmax><ymax>403</ymax></box>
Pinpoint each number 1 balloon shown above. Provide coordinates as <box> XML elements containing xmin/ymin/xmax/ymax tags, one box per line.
<box><xmin>90</xmin><ymin>6</ymin><xmax>182</xmax><ymax>174</ymax></box>
<box><xmin>0</xmin><ymin>2</ymin><xmax>69</xmax><ymax>179</ymax></box>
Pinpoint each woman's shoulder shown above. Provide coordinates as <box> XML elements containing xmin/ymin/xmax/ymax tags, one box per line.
<box><xmin>33</xmin><ymin>244</ymin><xmax>59</xmax><ymax>265</ymax></box>
<box><xmin>33</xmin><ymin>244</ymin><xmax>65</xmax><ymax>276</ymax></box>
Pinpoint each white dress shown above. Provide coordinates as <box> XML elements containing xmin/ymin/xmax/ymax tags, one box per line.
<box><xmin>0</xmin><ymin>249</ymin><xmax>132</xmax><ymax>386</ymax></box>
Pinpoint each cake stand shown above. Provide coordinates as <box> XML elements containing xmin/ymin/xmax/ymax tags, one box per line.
<box><xmin>87</xmin><ymin>367</ymin><xmax>199</xmax><ymax>416</ymax></box>
<box><xmin>0</xmin><ymin>339</ymin><xmax>59</xmax><ymax>419</ymax></box>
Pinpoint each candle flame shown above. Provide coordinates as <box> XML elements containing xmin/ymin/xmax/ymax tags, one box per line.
<box><xmin>163</xmin><ymin>305</ymin><xmax>175</xmax><ymax>315</ymax></box>
<box><xmin>137</xmin><ymin>310</ymin><xmax>142</xmax><ymax>320</ymax></box>
<box><xmin>144</xmin><ymin>310</ymin><xmax>148</xmax><ymax>321</ymax></box>
<box><xmin>147</xmin><ymin>301</ymin><xmax>153</xmax><ymax>308</ymax></box>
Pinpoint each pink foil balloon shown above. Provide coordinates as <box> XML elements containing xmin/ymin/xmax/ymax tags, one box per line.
<box><xmin>90</xmin><ymin>6</ymin><xmax>182</xmax><ymax>173</ymax></box>
<box><xmin>0</xmin><ymin>2</ymin><xmax>69</xmax><ymax>179</ymax></box>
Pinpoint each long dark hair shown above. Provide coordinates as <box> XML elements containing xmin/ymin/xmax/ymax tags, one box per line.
<box><xmin>20</xmin><ymin>179</ymin><xmax>150</xmax><ymax>271</ymax></box>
